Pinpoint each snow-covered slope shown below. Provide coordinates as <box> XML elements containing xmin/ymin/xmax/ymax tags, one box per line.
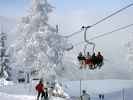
<box><xmin>0</xmin><ymin>80</ymin><xmax>133</xmax><ymax>100</ymax></box>
<box><xmin>0</xmin><ymin>92</ymin><xmax>34</xmax><ymax>100</ymax></box>
<box><xmin>0</xmin><ymin>92</ymin><xmax>67</xmax><ymax>100</ymax></box>
<box><xmin>62</xmin><ymin>80</ymin><xmax>133</xmax><ymax>97</ymax></box>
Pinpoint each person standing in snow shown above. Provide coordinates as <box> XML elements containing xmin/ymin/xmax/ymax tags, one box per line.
<box><xmin>42</xmin><ymin>88</ymin><xmax>49</xmax><ymax>100</ymax></box>
<box><xmin>81</xmin><ymin>90</ymin><xmax>90</xmax><ymax>100</ymax></box>
<box><xmin>35</xmin><ymin>79</ymin><xmax>44</xmax><ymax>100</ymax></box>
<box><xmin>99</xmin><ymin>94</ymin><xmax>104</xmax><ymax>100</ymax></box>
<box><xmin>102</xmin><ymin>94</ymin><xmax>104</xmax><ymax>100</ymax></box>
<box><xmin>99</xmin><ymin>94</ymin><xmax>102</xmax><ymax>100</ymax></box>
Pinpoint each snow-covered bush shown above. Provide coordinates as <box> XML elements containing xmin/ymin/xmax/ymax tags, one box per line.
<box><xmin>52</xmin><ymin>82</ymin><xmax>70</xmax><ymax>99</ymax></box>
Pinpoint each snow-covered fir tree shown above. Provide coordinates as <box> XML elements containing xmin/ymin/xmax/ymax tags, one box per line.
<box><xmin>10</xmin><ymin>0</ymin><xmax>73</xmax><ymax>81</ymax></box>
<box><xmin>0</xmin><ymin>32</ymin><xmax>10</xmax><ymax>79</ymax></box>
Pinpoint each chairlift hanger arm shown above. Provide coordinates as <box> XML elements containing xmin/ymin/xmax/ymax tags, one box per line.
<box><xmin>82</xmin><ymin>26</ymin><xmax>95</xmax><ymax>53</ymax></box>
<box><xmin>82</xmin><ymin>26</ymin><xmax>91</xmax><ymax>44</ymax></box>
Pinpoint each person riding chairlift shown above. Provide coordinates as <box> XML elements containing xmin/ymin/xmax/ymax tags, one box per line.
<box><xmin>96</xmin><ymin>52</ymin><xmax>103</xmax><ymax>68</ymax></box>
<box><xmin>77</xmin><ymin>52</ymin><xmax>85</xmax><ymax>69</ymax></box>
<box><xmin>85</xmin><ymin>52</ymin><xmax>93</xmax><ymax>69</ymax></box>
<box><xmin>91</xmin><ymin>52</ymin><xmax>97</xmax><ymax>69</ymax></box>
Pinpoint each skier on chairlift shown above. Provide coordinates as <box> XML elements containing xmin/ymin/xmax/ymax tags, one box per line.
<box><xmin>85</xmin><ymin>52</ymin><xmax>92</xmax><ymax>69</ymax></box>
<box><xmin>96</xmin><ymin>52</ymin><xmax>103</xmax><ymax>69</ymax></box>
<box><xmin>91</xmin><ymin>52</ymin><xmax>97</xmax><ymax>69</ymax></box>
<box><xmin>77</xmin><ymin>52</ymin><xmax>85</xmax><ymax>69</ymax></box>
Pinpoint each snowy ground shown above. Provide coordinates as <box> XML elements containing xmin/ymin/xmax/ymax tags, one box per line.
<box><xmin>0</xmin><ymin>92</ymin><xmax>34</xmax><ymax>100</ymax></box>
<box><xmin>0</xmin><ymin>92</ymin><xmax>67</xmax><ymax>100</ymax></box>
<box><xmin>0</xmin><ymin>80</ymin><xmax>133</xmax><ymax>100</ymax></box>
<box><xmin>63</xmin><ymin>80</ymin><xmax>133</xmax><ymax>96</ymax></box>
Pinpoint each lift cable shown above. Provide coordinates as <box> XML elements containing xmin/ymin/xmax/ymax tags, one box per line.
<box><xmin>65</xmin><ymin>29</ymin><xmax>83</xmax><ymax>38</ymax></box>
<box><xmin>65</xmin><ymin>2</ymin><xmax>133</xmax><ymax>38</ymax></box>
<box><xmin>89</xmin><ymin>23</ymin><xmax>133</xmax><ymax>40</ymax></box>
<box><xmin>73</xmin><ymin>23</ymin><xmax>133</xmax><ymax>46</ymax></box>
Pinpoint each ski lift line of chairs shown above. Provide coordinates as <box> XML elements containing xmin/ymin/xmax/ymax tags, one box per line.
<box><xmin>77</xmin><ymin>51</ymin><xmax>104</xmax><ymax>70</ymax></box>
<box><xmin>77</xmin><ymin>26</ymin><xmax>104</xmax><ymax>70</ymax></box>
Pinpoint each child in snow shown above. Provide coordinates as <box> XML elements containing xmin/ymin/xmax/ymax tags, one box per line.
<box><xmin>42</xmin><ymin>88</ymin><xmax>49</xmax><ymax>100</ymax></box>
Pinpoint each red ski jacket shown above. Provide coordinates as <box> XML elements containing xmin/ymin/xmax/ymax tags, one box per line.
<box><xmin>35</xmin><ymin>83</ymin><xmax>44</xmax><ymax>92</ymax></box>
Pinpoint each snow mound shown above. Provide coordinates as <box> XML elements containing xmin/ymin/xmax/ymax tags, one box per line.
<box><xmin>0</xmin><ymin>78</ymin><xmax>14</xmax><ymax>86</ymax></box>
<box><xmin>52</xmin><ymin>82</ymin><xmax>70</xmax><ymax>99</ymax></box>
